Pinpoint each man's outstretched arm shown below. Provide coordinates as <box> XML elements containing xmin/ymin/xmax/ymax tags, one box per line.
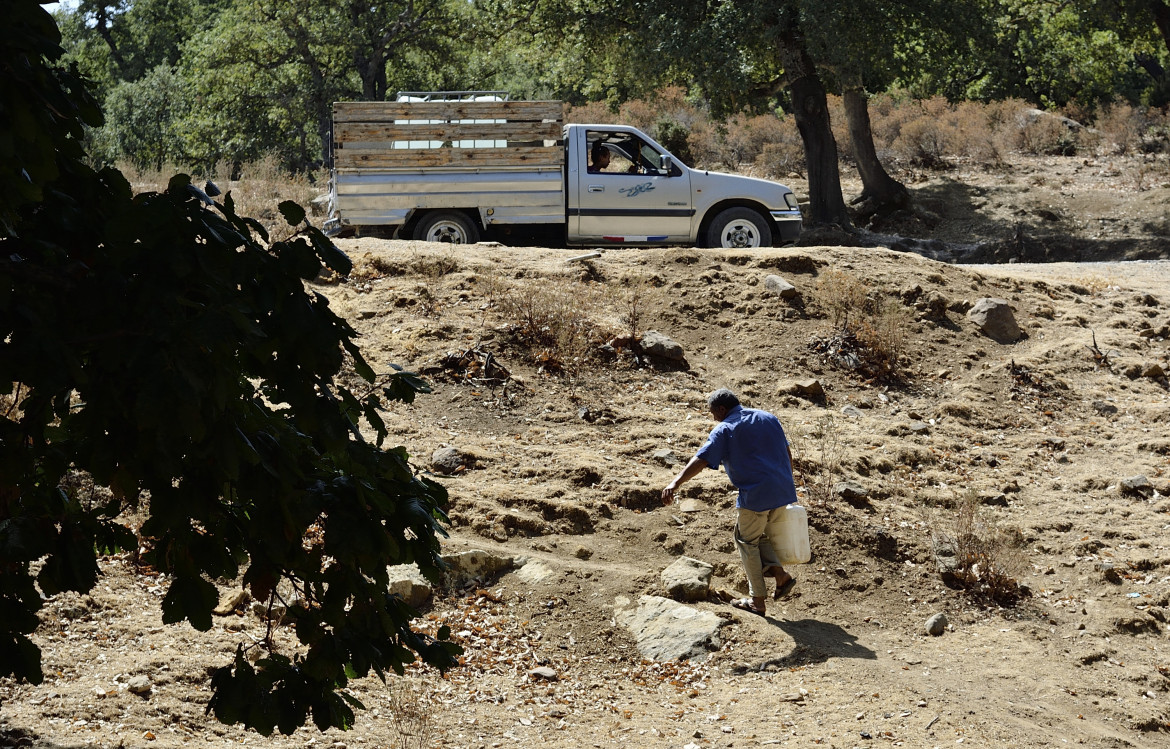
<box><xmin>661</xmin><ymin>456</ymin><xmax>709</xmax><ymax>505</ymax></box>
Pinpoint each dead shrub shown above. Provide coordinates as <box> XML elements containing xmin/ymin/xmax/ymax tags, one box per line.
<box><xmin>1017</xmin><ymin>112</ymin><xmax>1078</xmax><ymax>156</ymax></box>
<box><xmin>753</xmin><ymin>126</ymin><xmax>806</xmax><ymax>179</ymax></box>
<box><xmin>892</xmin><ymin>116</ymin><xmax>952</xmax><ymax>168</ymax></box>
<box><xmin>349</xmin><ymin>253</ymin><xmax>404</xmax><ymax>281</ymax></box>
<box><xmin>487</xmin><ymin>274</ymin><xmax>615</xmax><ymax>378</ymax></box>
<box><xmin>692</xmin><ymin>112</ymin><xmax>791</xmax><ymax>171</ymax></box>
<box><xmin>811</xmin><ymin>269</ymin><xmax>910</xmax><ymax>382</ymax></box>
<box><xmin>386</xmin><ymin>684</ymin><xmax>436</xmax><ymax>749</ymax></box>
<box><xmin>792</xmin><ymin>414</ymin><xmax>845</xmax><ymax>507</ymax></box>
<box><xmin>566</xmin><ymin>100</ymin><xmax>618</xmax><ymax>124</ymax></box>
<box><xmin>936</xmin><ymin>491</ymin><xmax>1028</xmax><ymax>605</ymax></box>
<box><xmin>815</xmin><ymin>269</ymin><xmax>869</xmax><ymax>330</ymax></box>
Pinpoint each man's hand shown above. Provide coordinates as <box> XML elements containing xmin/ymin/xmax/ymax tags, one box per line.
<box><xmin>661</xmin><ymin>456</ymin><xmax>707</xmax><ymax>507</ymax></box>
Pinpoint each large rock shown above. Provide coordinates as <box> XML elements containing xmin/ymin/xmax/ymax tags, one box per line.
<box><xmin>967</xmin><ymin>298</ymin><xmax>1021</xmax><ymax>343</ymax></box>
<box><xmin>614</xmin><ymin>595</ymin><xmax>727</xmax><ymax>661</ymax></box>
<box><xmin>387</xmin><ymin>564</ymin><xmax>433</xmax><ymax>607</ymax></box>
<box><xmin>764</xmin><ymin>275</ymin><xmax>798</xmax><ymax>299</ymax></box>
<box><xmin>441</xmin><ymin>549</ymin><xmax>514</xmax><ymax>586</ymax></box>
<box><xmin>661</xmin><ymin>557</ymin><xmax>714</xmax><ymax>602</ymax></box>
<box><xmin>641</xmin><ymin>331</ymin><xmax>685</xmax><ymax>362</ymax></box>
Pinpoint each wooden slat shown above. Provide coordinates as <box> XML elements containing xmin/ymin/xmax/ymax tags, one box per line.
<box><xmin>335</xmin><ymin>120</ymin><xmax>563</xmax><ymax>144</ymax></box>
<box><xmin>333</xmin><ymin>100</ymin><xmax>565</xmax><ymax>123</ymax></box>
<box><xmin>334</xmin><ymin>146</ymin><xmax>564</xmax><ymax>170</ymax></box>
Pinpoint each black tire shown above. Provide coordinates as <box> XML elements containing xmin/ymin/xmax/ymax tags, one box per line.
<box><xmin>706</xmin><ymin>207</ymin><xmax>772</xmax><ymax>248</ymax></box>
<box><xmin>413</xmin><ymin>211</ymin><xmax>480</xmax><ymax>244</ymax></box>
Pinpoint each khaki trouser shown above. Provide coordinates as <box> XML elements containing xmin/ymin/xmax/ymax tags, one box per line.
<box><xmin>734</xmin><ymin>507</ymin><xmax>786</xmax><ymax>599</ymax></box>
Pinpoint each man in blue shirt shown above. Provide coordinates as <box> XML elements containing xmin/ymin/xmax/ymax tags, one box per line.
<box><xmin>661</xmin><ymin>388</ymin><xmax>798</xmax><ymax>616</ymax></box>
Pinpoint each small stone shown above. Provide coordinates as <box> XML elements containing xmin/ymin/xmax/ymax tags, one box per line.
<box><xmin>652</xmin><ymin>448</ymin><xmax>681</xmax><ymax>467</ymax></box>
<box><xmin>641</xmin><ymin>330</ymin><xmax>686</xmax><ymax>361</ymax></box>
<box><xmin>528</xmin><ymin>667</ymin><xmax>558</xmax><ymax>681</ymax></box>
<box><xmin>1142</xmin><ymin>363</ymin><xmax>1165</xmax><ymax>379</ymax></box>
<box><xmin>431</xmin><ymin>446</ymin><xmax>467</xmax><ymax>475</ymax></box>
<box><xmin>834</xmin><ymin>480</ymin><xmax>869</xmax><ymax>504</ymax></box>
<box><xmin>925</xmin><ymin>613</ymin><xmax>947</xmax><ymax>636</ymax></box>
<box><xmin>783</xmin><ymin>379</ymin><xmax>825</xmax><ymax>400</ymax></box>
<box><xmin>1119</xmin><ymin>475</ymin><xmax>1153</xmax><ymax>496</ymax></box>
<box><xmin>1095</xmin><ymin>562</ymin><xmax>1122</xmax><ymax>584</ymax></box>
<box><xmin>908</xmin><ymin>420</ymin><xmax>931</xmax><ymax>435</ymax></box>
<box><xmin>574</xmin><ymin>545</ymin><xmax>593</xmax><ymax>560</ymax></box>
<box><xmin>127</xmin><ymin>676</ymin><xmax>152</xmax><ymax>695</ymax></box>
<box><xmin>679</xmin><ymin>498</ymin><xmax>704</xmax><ymax>513</ymax></box>
<box><xmin>840</xmin><ymin>405</ymin><xmax>864</xmax><ymax>418</ymax></box>
<box><xmin>764</xmin><ymin>275</ymin><xmax>798</xmax><ymax>299</ymax></box>
<box><xmin>386</xmin><ymin>564</ymin><xmax>434</xmax><ymax>607</ymax></box>
<box><xmin>661</xmin><ymin>556</ymin><xmax>715</xmax><ymax>602</ymax></box>
<box><xmin>978</xmin><ymin>492</ymin><xmax>1008</xmax><ymax>507</ymax></box>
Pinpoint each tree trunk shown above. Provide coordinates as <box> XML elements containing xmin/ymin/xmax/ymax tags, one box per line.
<box><xmin>778</xmin><ymin>29</ymin><xmax>850</xmax><ymax>228</ymax></box>
<box><xmin>842</xmin><ymin>81</ymin><xmax>910</xmax><ymax>222</ymax></box>
<box><xmin>1153</xmin><ymin>1</ymin><xmax>1170</xmax><ymax>54</ymax></box>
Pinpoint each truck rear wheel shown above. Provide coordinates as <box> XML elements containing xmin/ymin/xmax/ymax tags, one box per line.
<box><xmin>414</xmin><ymin>211</ymin><xmax>480</xmax><ymax>244</ymax></box>
<box><xmin>706</xmin><ymin>207</ymin><xmax>771</xmax><ymax>248</ymax></box>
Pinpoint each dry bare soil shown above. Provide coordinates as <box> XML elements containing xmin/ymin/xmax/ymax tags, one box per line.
<box><xmin>2</xmin><ymin>154</ymin><xmax>1170</xmax><ymax>749</ymax></box>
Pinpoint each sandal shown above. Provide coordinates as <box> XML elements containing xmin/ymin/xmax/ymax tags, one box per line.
<box><xmin>731</xmin><ymin>597</ymin><xmax>766</xmax><ymax>616</ymax></box>
<box><xmin>773</xmin><ymin>576</ymin><xmax>797</xmax><ymax>600</ymax></box>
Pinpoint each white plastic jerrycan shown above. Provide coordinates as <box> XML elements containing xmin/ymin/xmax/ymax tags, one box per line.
<box><xmin>775</xmin><ymin>503</ymin><xmax>811</xmax><ymax>564</ymax></box>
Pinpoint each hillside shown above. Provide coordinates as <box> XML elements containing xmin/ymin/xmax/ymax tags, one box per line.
<box><xmin>1</xmin><ymin>154</ymin><xmax>1169</xmax><ymax>748</ymax></box>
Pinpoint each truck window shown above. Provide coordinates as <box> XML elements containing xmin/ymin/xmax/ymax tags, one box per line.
<box><xmin>586</xmin><ymin>130</ymin><xmax>671</xmax><ymax>176</ymax></box>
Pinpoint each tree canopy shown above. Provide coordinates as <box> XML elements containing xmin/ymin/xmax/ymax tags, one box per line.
<box><xmin>1</xmin><ymin>0</ymin><xmax>458</xmax><ymax>734</ymax></box>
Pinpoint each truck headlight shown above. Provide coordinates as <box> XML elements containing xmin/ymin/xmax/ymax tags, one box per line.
<box><xmin>783</xmin><ymin>192</ymin><xmax>800</xmax><ymax>210</ymax></box>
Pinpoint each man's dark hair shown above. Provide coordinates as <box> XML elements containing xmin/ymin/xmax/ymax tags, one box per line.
<box><xmin>591</xmin><ymin>140</ymin><xmax>605</xmax><ymax>163</ymax></box>
<box><xmin>707</xmin><ymin>388</ymin><xmax>740</xmax><ymax>411</ymax></box>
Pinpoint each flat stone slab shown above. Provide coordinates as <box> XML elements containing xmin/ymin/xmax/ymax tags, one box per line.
<box><xmin>614</xmin><ymin>595</ymin><xmax>726</xmax><ymax>661</ymax></box>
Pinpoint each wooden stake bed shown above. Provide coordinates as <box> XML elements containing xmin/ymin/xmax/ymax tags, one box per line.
<box><xmin>332</xmin><ymin>100</ymin><xmax>566</xmax><ymax>170</ymax></box>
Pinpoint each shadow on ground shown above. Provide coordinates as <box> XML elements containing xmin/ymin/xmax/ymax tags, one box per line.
<box><xmin>731</xmin><ymin>617</ymin><xmax>876</xmax><ymax>673</ymax></box>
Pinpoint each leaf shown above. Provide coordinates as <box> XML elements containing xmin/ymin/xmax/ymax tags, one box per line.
<box><xmin>278</xmin><ymin>201</ymin><xmax>306</xmax><ymax>226</ymax></box>
<box><xmin>161</xmin><ymin>575</ymin><xmax>219</xmax><ymax>631</ymax></box>
<box><xmin>305</xmin><ymin>225</ymin><xmax>352</xmax><ymax>276</ymax></box>
<box><xmin>0</xmin><ymin>634</ymin><xmax>43</xmax><ymax>684</ymax></box>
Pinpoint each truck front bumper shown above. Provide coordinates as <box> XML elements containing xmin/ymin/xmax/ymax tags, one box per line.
<box><xmin>770</xmin><ymin>210</ymin><xmax>803</xmax><ymax>244</ymax></box>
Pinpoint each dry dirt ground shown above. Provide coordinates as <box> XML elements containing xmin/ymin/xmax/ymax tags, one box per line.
<box><xmin>2</xmin><ymin>154</ymin><xmax>1170</xmax><ymax>749</ymax></box>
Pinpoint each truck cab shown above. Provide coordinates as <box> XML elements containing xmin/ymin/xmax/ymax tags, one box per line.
<box><xmin>567</xmin><ymin>124</ymin><xmax>802</xmax><ymax>248</ymax></box>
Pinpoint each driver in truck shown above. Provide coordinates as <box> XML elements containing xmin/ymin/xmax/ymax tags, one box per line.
<box><xmin>588</xmin><ymin>140</ymin><xmax>611</xmax><ymax>173</ymax></box>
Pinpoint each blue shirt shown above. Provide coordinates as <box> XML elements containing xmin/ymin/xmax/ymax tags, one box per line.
<box><xmin>695</xmin><ymin>406</ymin><xmax>798</xmax><ymax>511</ymax></box>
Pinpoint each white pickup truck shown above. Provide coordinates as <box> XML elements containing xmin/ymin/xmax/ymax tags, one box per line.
<box><xmin>324</xmin><ymin>96</ymin><xmax>802</xmax><ymax>248</ymax></box>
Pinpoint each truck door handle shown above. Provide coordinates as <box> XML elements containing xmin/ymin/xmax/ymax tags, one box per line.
<box><xmin>587</xmin><ymin>185</ymin><xmax>604</xmax><ymax>192</ymax></box>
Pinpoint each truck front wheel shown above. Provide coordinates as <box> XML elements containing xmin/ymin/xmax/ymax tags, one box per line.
<box><xmin>706</xmin><ymin>207</ymin><xmax>772</xmax><ymax>248</ymax></box>
<box><xmin>414</xmin><ymin>211</ymin><xmax>480</xmax><ymax>244</ymax></box>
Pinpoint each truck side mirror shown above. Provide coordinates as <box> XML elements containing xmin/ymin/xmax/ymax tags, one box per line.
<box><xmin>659</xmin><ymin>154</ymin><xmax>673</xmax><ymax>174</ymax></box>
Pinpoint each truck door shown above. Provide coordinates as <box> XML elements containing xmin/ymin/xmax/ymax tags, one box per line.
<box><xmin>574</xmin><ymin>129</ymin><xmax>692</xmax><ymax>243</ymax></box>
